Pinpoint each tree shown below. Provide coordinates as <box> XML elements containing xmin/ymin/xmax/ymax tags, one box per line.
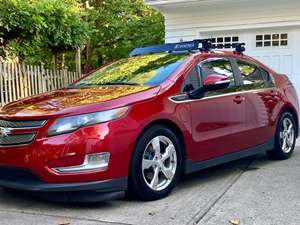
<box><xmin>0</xmin><ymin>0</ymin><xmax>41</xmax><ymax>59</ymax></box>
<box><xmin>0</xmin><ymin>0</ymin><xmax>90</xmax><ymax>68</ymax></box>
<box><xmin>83</xmin><ymin>0</ymin><xmax>164</xmax><ymax>71</ymax></box>
<box><xmin>0</xmin><ymin>0</ymin><xmax>164</xmax><ymax>71</ymax></box>
<box><xmin>35</xmin><ymin>0</ymin><xmax>90</xmax><ymax>68</ymax></box>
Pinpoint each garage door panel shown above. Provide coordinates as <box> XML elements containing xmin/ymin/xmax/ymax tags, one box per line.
<box><xmin>282</xmin><ymin>55</ymin><xmax>293</xmax><ymax>76</ymax></box>
<box><xmin>271</xmin><ymin>55</ymin><xmax>280</xmax><ymax>72</ymax></box>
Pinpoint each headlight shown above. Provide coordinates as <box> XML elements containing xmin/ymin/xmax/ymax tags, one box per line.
<box><xmin>47</xmin><ymin>106</ymin><xmax>130</xmax><ymax>136</ymax></box>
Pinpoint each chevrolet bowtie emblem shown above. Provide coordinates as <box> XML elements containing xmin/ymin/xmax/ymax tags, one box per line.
<box><xmin>0</xmin><ymin>127</ymin><xmax>11</xmax><ymax>137</ymax></box>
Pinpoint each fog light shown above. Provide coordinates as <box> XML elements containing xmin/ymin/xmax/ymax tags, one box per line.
<box><xmin>52</xmin><ymin>153</ymin><xmax>110</xmax><ymax>174</ymax></box>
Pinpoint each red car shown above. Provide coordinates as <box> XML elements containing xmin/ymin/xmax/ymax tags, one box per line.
<box><xmin>0</xmin><ymin>40</ymin><xmax>298</xmax><ymax>202</ymax></box>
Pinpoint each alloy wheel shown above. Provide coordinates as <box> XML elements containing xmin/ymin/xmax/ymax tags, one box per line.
<box><xmin>280</xmin><ymin>117</ymin><xmax>295</xmax><ymax>153</ymax></box>
<box><xmin>142</xmin><ymin>136</ymin><xmax>177</xmax><ymax>191</ymax></box>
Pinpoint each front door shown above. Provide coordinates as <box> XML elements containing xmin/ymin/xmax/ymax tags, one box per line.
<box><xmin>189</xmin><ymin>57</ymin><xmax>248</xmax><ymax>162</ymax></box>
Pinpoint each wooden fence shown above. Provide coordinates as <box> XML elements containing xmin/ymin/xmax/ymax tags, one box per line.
<box><xmin>0</xmin><ymin>63</ymin><xmax>82</xmax><ymax>106</ymax></box>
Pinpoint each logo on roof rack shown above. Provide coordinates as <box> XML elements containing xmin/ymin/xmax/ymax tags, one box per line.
<box><xmin>174</xmin><ymin>42</ymin><xmax>197</xmax><ymax>51</ymax></box>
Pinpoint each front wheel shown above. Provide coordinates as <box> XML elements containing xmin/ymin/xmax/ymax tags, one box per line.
<box><xmin>267</xmin><ymin>112</ymin><xmax>297</xmax><ymax>160</ymax></box>
<box><xmin>129</xmin><ymin>125</ymin><xmax>183</xmax><ymax>201</ymax></box>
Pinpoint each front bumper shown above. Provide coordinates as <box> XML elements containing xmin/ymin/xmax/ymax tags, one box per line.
<box><xmin>0</xmin><ymin>167</ymin><xmax>127</xmax><ymax>202</ymax></box>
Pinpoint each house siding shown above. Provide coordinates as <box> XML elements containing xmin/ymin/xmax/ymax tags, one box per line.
<box><xmin>146</xmin><ymin>0</ymin><xmax>300</xmax><ymax>98</ymax></box>
<box><xmin>160</xmin><ymin>1</ymin><xmax>300</xmax><ymax>42</ymax></box>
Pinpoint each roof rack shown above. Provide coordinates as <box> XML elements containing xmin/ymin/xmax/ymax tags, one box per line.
<box><xmin>129</xmin><ymin>39</ymin><xmax>246</xmax><ymax>57</ymax></box>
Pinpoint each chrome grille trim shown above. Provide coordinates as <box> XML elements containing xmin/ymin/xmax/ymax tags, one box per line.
<box><xmin>0</xmin><ymin>119</ymin><xmax>46</xmax><ymax>128</ymax></box>
<box><xmin>0</xmin><ymin>133</ymin><xmax>37</xmax><ymax>146</ymax></box>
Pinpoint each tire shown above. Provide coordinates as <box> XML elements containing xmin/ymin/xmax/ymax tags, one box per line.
<box><xmin>129</xmin><ymin>125</ymin><xmax>183</xmax><ymax>201</ymax></box>
<box><xmin>267</xmin><ymin>112</ymin><xmax>297</xmax><ymax>160</ymax></box>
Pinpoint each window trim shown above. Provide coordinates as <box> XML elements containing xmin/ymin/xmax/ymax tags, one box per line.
<box><xmin>210</xmin><ymin>36</ymin><xmax>240</xmax><ymax>49</ymax></box>
<box><xmin>255</xmin><ymin>33</ymin><xmax>288</xmax><ymax>48</ymax></box>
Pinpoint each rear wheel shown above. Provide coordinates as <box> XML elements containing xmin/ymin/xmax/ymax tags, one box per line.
<box><xmin>267</xmin><ymin>112</ymin><xmax>297</xmax><ymax>160</ymax></box>
<box><xmin>129</xmin><ymin>125</ymin><xmax>183</xmax><ymax>201</ymax></box>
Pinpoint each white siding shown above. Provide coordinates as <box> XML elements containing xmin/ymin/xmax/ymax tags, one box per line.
<box><xmin>154</xmin><ymin>0</ymin><xmax>300</xmax><ymax>98</ymax></box>
<box><xmin>160</xmin><ymin>0</ymin><xmax>300</xmax><ymax>42</ymax></box>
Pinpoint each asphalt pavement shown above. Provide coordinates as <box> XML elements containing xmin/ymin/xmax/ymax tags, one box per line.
<box><xmin>0</xmin><ymin>140</ymin><xmax>299</xmax><ymax>225</ymax></box>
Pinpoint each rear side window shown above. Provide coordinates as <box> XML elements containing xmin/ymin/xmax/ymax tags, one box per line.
<box><xmin>260</xmin><ymin>68</ymin><xmax>275</xmax><ymax>87</ymax></box>
<box><xmin>237</xmin><ymin>60</ymin><xmax>265</xmax><ymax>89</ymax></box>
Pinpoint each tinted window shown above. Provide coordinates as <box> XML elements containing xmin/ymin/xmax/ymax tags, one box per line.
<box><xmin>181</xmin><ymin>66</ymin><xmax>201</xmax><ymax>93</ymax></box>
<box><xmin>260</xmin><ymin>68</ymin><xmax>275</xmax><ymax>87</ymax></box>
<box><xmin>74</xmin><ymin>53</ymin><xmax>189</xmax><ymax>87</ymax></box>
<box><xmin>199</xmin><ymin>58</ymin><xmax>239</xmax><ymax>97</ymax></box>
<box><xmin>237</xmin><ymin>60</ymin><xmax>265</xmax><ymax>89</ymax></box>
<box><xmin>200</xmin><ymin>58</ymin><xmax>236</xmax><ymax>88</ymax></box>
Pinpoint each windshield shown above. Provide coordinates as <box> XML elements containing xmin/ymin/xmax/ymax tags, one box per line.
<box><xmin>74</xmin><ymin>53</ymin><xmax>189</xmax><ymax>87</ymax></box>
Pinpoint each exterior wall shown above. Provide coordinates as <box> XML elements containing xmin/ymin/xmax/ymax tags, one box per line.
<box><xmin>159</xmin><ymin>0</ymin><xmax>300</xmax><ymax>43</ymax></box>
<box><xmin>146</xmin><ymin>0</ymin><xmax>300</xmax><ymax>100</ymax></box>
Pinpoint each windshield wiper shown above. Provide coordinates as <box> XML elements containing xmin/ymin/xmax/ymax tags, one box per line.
<box><xmin>68</xmin><ymin>81</ymin><xmax>141</xmax><ymax>89</ymax></box>
<box><xmin>100</xmin><ymin>81</ymin><xmax>141</xmax><ymax>86</ymax></box>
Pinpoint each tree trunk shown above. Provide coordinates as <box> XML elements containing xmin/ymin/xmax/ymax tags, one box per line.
<box><xmin>97</xmin><ymin>53</ymin><xmax>103</xmax><ymax>67</ymax></box>
<box><xmin>51</xmin><ymin>50</ymin><xmax>57</xmax><ymax>70</ymax></box>
<box><xmin>75</xmin><ymin>48</ymin><xmax>81</xmax><ymax>75</ymax></box>
<box><xmin>84</xmin><ymin>41</ymin><xmax>92</xmax><ymax>72</ymax></box>
<box><xmin>61</xmin><ymin>53</ymin><xmax>65</xmax><ymax>69</ymax></box>
<box><xmin>83</xmin><ymin>0</ymin><xmax>92</xmax><ymax>73</ymax></box>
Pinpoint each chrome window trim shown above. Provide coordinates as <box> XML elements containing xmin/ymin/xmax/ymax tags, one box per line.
<box><xmin>169</xmin><ymin>87</ymin><xmax>275</xmax><ymax>104</ymax></box>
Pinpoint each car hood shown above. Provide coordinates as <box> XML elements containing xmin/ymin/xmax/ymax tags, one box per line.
<box><xmin>0</xmin><ymin>85</ymin><xmax>159</xmax><ymax>119</ymax></box>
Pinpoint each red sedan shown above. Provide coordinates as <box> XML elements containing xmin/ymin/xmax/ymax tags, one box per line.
<box><xmin>0</xmin><ymin>40</ymin><xmax>298</xmax><ymax>202</ymax></box>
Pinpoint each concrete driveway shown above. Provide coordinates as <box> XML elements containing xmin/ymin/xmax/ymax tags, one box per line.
<box><xmin>0</xmin><ymin>140</ymin><xmax>299</xmax><ymax>225</ymax></box>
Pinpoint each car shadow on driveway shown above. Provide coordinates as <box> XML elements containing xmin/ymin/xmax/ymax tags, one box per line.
<box><xmin>0</xmin><ymin>153</ymin><xmax>278</xmax><ymax>209</ymax></box>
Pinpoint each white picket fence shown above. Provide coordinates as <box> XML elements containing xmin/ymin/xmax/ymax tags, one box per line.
<box><xmin>0</xmin><ymin>63</ymin><xmax>82</xmax><ymax>106</ymax></box>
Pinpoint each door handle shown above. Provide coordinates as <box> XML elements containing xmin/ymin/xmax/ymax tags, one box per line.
<box><xmin>233</xmin><ymin>95</ymin><xmax>245</xmax><ymax>104</ymax></box>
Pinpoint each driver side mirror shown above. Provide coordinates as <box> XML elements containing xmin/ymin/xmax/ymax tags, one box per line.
<box><xmin>188</xmin><ymin>74</ymin><xmax>230</xmax><ymax>99</ymax></box>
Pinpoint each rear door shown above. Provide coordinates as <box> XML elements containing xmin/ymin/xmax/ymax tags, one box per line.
<box><xmin>187</xmin><ymin>57</ymin><xmax>248</xmax><ymax>162</ymax></box>
<box><xmin>234</xmin><ymin>59</ymin><xmax>279</xmax><ymax>147</ymax></box>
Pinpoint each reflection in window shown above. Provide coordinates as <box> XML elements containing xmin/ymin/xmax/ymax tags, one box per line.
<box><xmin>75</xmin><ymin>53</ymin><xmax>189</xmax><ymax>87</ymax></box>
<box><xmin>200</xmin><ymin>58</ymin><xmax>235</xmax><ymax>87</ymax></box>
<box><xmin>237</xmin><ymin>60</ymin><xmax>265</xmax><ymax>88</ymax></box>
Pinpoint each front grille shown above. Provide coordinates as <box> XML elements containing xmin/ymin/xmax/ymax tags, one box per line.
<box><xmin>0</xmin><ymin>119</ymin><xmax>46</xmax><ymax>128</ymax></box>
<box><xmin>0</xmin><ymin>133</ymin><xmax>36</xmax><ymax>146</ymax></box>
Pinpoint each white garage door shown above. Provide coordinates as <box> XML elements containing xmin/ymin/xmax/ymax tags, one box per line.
<box><xmin>200</xmin><ymin>28</ymin><xmax>300</xmax><ymax>99</ymax></box>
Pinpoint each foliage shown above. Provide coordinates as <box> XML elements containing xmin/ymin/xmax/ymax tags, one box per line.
<box><xmin>86</xmin><ymin>0</ymin><xmax>164</xmax><ymax>69</ymax></box>
<box><xmin>76</xmin><ymin>53</ymin><xmax>187</xmax><ymax>85</ymax></box>
<box><xmin>0</xmin><ymin>0</ymin><xmax>165</xmax><ymax>70</ymax></box>
<box><xmin>0</xmin><ymin>0</ymin><xmax>90</xmax><ymax>67</ymax></box>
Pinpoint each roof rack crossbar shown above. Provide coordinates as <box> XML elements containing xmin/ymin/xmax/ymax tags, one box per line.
<box><xmin>129</xmin><ymin>39</ymin><xmax>245</xmax><ymax>57</ymax></box>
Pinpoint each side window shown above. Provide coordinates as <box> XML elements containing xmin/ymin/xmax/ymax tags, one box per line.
<box><xmin>181</xmin><ymin>66</ymin><xmax>201</xmax><ymax>93</ymax></box>
<box><xmin>237</xmin><ymin>60</ymin><xmax>265</xmax><ymax>89</ymax></box>
<box><xmin>198</xmin><ymin>58</ymin><xmax>239</xmax><ymax>97</ymax></box>
<box><xmin>260</xmin><ymin>68</ymin><xmax>275</xmax><ymax>87</ymax></box>
<box><xmin>200</xmin><ymin>58</ymin><xmax>236</xmax><ymax>88</ymax></box>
